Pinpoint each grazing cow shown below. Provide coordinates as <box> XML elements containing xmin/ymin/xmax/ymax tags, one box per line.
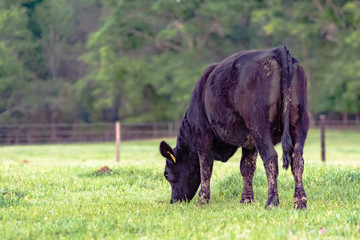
<box><xmin>160</xmin><ymin>46</ymin><xmax>309</xmax><ymax>209</ymax></box>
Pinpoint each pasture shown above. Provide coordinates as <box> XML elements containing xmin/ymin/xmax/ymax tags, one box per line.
<box><xmin>1</xmin><ymin>129</ymin><xmax>360</xmax><ymax>239</ymax></box>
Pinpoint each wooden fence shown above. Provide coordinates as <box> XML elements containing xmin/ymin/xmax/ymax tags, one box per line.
<box><xmin>0</xmin><ymin>119</ymin><xmax>359</xmax><ymax>145</ymax></box>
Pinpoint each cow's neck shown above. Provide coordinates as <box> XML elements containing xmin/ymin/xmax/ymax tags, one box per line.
<box><xmin>175</xmin><ymin>114</ymin><xmax>199</xmax><ymax>165</ymax></box>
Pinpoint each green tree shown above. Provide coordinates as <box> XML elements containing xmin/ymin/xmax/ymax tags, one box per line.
<box><xmin>0</xmin><ymin>0</ymin><xmax>104</xmax><ymax>123</ymax></box>
<box><xmin>0</xmin><ymin>1</ymin><xmax>34</xmax><ymax>122</ymax></box>
<box><xmin>1</xmin><ymin>0</ymin><xmax>359</xmax><ymax>124</ymax></box>
<box><xmin>79</xmin><ymin>0</ymin><xmax>261</xmax><ymax>122</ymax></box>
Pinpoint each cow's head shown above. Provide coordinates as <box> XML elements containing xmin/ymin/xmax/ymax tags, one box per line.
<box><xmin>159</xmin><ymin>141</ymin><xmax>200</xmax><ymax>203</ymax></box>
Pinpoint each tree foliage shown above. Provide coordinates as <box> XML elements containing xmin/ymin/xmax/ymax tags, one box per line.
<box><xmin>0</xmin><ymin>0</ymin><xmax>359</xmax><ymax>124</ymax></box>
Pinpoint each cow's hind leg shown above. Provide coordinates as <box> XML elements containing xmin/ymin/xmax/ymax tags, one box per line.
<box><xmin>253</xmin><ymin>133</ymin><xmax>279</xmax><ymax>209</ymax></box>
<box><xmin>290</xmin><ymin>60</ymin><xmax>309</xmax><ymax>209</ymax></box>
<box><xmin>291</xmin><ymin>143</ymin><xmax>306</xmax><ymax>209</ymax></box>
<box><xmin>291</xmin><ymin>126</ymin><xmax>308</xmax><ymax>209</ymax></box>
<box><xmin>240</xmin><ymin>147</ymin><xmax>258</xmax><ymax>203</ymax></box>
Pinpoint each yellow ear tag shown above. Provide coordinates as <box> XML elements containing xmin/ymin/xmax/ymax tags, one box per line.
<box><xmin>167</xmin><ymin>151</ymin><xmax>176</xmax><ymax>163</ymax></box>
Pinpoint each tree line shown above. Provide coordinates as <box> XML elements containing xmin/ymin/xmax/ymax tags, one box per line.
<box><xmin>0</xmin><ymin>0</ymin><xmax>359</xmax><ymax>124</ymax></box>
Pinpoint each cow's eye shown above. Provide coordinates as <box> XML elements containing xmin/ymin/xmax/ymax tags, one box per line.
<box><xmin>164</xmin><ymin>172</ymin><xmax>169</xmax><ymax>179</ymax></box>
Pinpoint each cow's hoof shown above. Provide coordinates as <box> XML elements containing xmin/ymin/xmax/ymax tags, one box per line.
<box><xmin>240</xmin><ymin>197</ymin><xmax>254</xmax><ymax>204</ymax></box>
<box><xmin>265</xmin><ymin>195</ymin><xmax>279</xmax><ymax>209</ymax></box>
<box><xmin>197</xmin><ymin>189</ymin><xmax>210</xmax><ymax>206</ymax></box>
<box><xmin>294</xmin><ymin>197</ymin><xmax>307</xmax><ymax>209</ymax></box>
<box><xmin>197</xmin><ymin>196</ymin><xmax>209</xmax><ymax>206</ymax></box>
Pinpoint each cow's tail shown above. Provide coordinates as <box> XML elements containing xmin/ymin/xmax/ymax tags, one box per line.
<box><xmin>276</xmin><ymin>46</ymin><xmax>293</xmax><ymax>170</ymax></box>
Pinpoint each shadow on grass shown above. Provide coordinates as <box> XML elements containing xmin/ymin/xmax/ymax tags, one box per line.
<box><xmin>77</xmin><ymin>166</ymin><xmax>163</xmax><ymax>181</ymax></box>
<box><xmin>213</xmin><ymin>165</ymin><xmax>360</xmax><ymax>205</ymax></box>
<box><xmin>77</xmin><ymin>168</ymin><xmax>124</xmax><ymax>178</ymax></box>
<box><xmin>214</xmin><ymin>170</ymin><xmax>269</xmax><ymax>199</ymax></box>
<box><xmin>304</xmin><ymin>165</ymin><xmax>360</xmax><ymax>203</ymax></box>
<box><xmin>0</xmin><ymin>189</ymin><xmax>26</xmax><ymax>208</ymax></box>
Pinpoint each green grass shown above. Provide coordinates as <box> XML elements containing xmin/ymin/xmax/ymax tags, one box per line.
<box><xmin>0</xmin><ymin>129</ymin><xmax>360</xmax><ymax>239</ymax></box>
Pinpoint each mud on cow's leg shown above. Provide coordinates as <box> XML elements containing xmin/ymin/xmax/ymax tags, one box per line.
<box><xmin>240</xmin><ymin>147</ymin><xmax>258</xmax><ymax>203</ymax></box>
<box><xmin>292</xmin><ymin>143</ymin><xmax>307</xmax><ymax>209</ymax></box>
<box><xmin>197</xmin><ymin>150</ymin><xmax>214</xmax><ymax>205</ymax></box>
<box><xmin>195</xmin><ymin>131</ymin><xmax>215</xmax><ymax>206</ymax></box>
<box><xmin>254</xmin><ymin>134</ymin><xmax>280</xmax><ymax>209</ymax></box>
<box><xmin>290</xmin><ymin>116</ymin><xmax>308</xmax><ymax>209</ymax></box>
<box><xmin>263</xmin><ymin>150</ymin><xmax>280</xmax><ymax>209</ymax></box>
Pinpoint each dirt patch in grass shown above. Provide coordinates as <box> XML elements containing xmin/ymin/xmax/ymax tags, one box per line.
<box><xmin>96</xmin><ymin>166</ymin><xmax>112</xmax><ymax>174</ymax></box>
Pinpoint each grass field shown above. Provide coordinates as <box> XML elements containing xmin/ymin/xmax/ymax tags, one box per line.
<box><xmin>1</xmin><ymin>129</ymin><xmax>360</xmax><ymax>239</ymax></box>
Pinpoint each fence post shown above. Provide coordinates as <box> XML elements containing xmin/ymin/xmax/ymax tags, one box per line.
<box><xmin>116</xmin><ymin>121</ymin><xmax>121</xmax><ymax>162</ymax></box>
<box><xmin>320</xmin><ymin>114</ymin><xmax>326</xmax><ymax>162</ymax></box>
<box><xmin>51</xmin><ymin>122</ymin><xmax>57</xmax><ymax>143</ymax></box>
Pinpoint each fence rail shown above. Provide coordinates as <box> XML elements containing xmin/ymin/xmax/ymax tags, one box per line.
<box><xmin>0</xmin><ymin>122</ymin><xmax>179</xmax><ymax>145</ymax></box>
<box><xmin>0</xmin><ymin>120</ymin><xmax>359</xmax><ymax>145</ymax></box>
<box><xmin>313</xmin><ymin>119</ymin><xmax>360</xmax><ymax>129</ymax></box>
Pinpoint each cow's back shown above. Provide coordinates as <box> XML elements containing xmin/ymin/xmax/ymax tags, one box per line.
<box><xmin>203</xmin><ymin>48</ymin><xmax>283</xmax><ymax>147</ymax></box>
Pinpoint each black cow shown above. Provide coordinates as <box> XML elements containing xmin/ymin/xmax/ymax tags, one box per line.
<box><xmin>160</xmin><ymin>46</ymin><xmax>309</xmax><ymax>209</ymax></box>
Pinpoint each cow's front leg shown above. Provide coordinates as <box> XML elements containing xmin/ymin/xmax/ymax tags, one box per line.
<box><xmin>292</xmin><ymin>143</ymin><xmax>307</xmax><ymax>209</ymax></box>
<box><xmin>197</xmin><ymin>151</ymin><xmax>214</xmax><ymax>205</ymax></box>
<box><xmin>240</xmin><ymin>147</ymin><xmax>258</xmax><ymax>203</ymax></box>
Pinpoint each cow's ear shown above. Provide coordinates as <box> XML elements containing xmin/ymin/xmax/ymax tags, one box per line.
<box><xmin>160</xmin><ymin>141</ymin><xmax>176</xmax><ymax>163</ymax></box>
